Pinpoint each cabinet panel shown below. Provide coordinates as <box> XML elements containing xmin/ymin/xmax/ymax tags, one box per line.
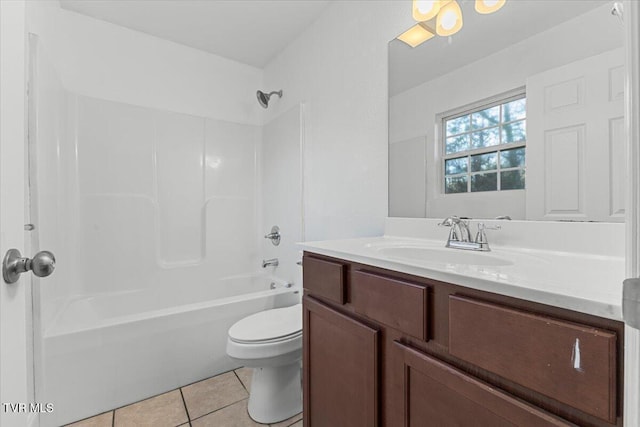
<box><xmin>351</xmin><ymin>270</ymin><xmax>428</xmax><ymax>340</ymax></box>
<box><xmin>449</xmin><ymin>295</ymin><xmax>617</xmax><ymax>423</ymax></box>
<box><xmin>395</xmin><ymin>342</ymin><xmax>575</xmax><ymax>427</ymax></box>
<box><xmin>303</xmin><ymin>296</ymin><xmax>379</xmax><ymax>427</ymax></box>
<box><xmin>302</xmin><ymin>255</ymin><xmax>346</xmax><ymax>304</ymax></box>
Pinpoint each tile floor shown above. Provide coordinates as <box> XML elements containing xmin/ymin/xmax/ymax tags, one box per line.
<box><xmin>65</xmin><ymin>367</ymin><xmax>302</xmax><ymax>427</ymax></box>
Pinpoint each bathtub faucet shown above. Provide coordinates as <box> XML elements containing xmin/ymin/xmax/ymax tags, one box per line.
<box><xmin>262</xmin><ymin>258</ymin><xmax>279</xmax><ymax>268</ymax></box>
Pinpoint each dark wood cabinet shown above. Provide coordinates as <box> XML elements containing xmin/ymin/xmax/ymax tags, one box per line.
<box><xmin>350</xmin><ymin>270</ymin><xmax>428</xmax><ymax>340</ymax></box>
<box><xmin>449</xmin><ymin>295</ymin><xmax>617</xmax><ymax>423</ymax></box>
<box><xmin>303</xmin><ymin>295</ymin><xmax>379</xmax><ymax>427</ymax></box>
<box><xmin>302</xmin><ymin>253</ymin><xmax>625</xmax><ymax>427</ymax></box>
<box><xmin>395</xmin><ymin>341</ymin><xmax>575</xmax><ymax>427</ymax></box>
<box><xmin>302</xmin><ymin>255</ymin><xmax>347</xmax><ymax>304</ymax></box>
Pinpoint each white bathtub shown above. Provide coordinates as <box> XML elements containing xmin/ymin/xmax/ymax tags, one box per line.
<box><xmin>38</xmin><ymin>274</ymin><xmax>300</xmax><ymax>427</ymax></box>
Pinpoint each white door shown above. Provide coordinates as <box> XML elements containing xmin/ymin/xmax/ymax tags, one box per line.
<box><xmin>526</xmin><ymin>48</ymin><xmax>625</xmax><ymax>222</ymax></box>
<box><xmin>0</xmin><ymin>1</ymin><xmax>35</xmax><ymax>426</ymax></box>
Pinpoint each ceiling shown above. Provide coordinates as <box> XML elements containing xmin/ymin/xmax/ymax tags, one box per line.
<box><xmin>60</xmin><ymin>0</ymin><xmax>331</xmax><ymax>68</ymax></box>
<box><xmin>389</xmin><ymin>0</ymin><xmax>614</xmax><ymax>96</ymax></box>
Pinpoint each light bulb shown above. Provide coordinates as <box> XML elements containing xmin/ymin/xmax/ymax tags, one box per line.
<box><xmin>413</xmin><ymin>0</ymin><xmax>441</xmax><ymax>21</ymax></box>
<box><xmin>436</xmin><ymin>0</ymin><xmax>463</xmax><ymax>36</ymax></box>
<box><xmin>440</xmin><ymin>10</ymin><xmax>457</xmax><ymax>30</ymax></box>
<box><xmin>475</xmin><ymin>0</ymin><xmax>506</xmax><ymax>14</ymax></box>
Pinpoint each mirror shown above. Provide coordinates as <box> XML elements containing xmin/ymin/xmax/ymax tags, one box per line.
<box><xmin>389</xmin><ymin>0</ymin><xmax>625</xmax><ymax>222</ymax></box>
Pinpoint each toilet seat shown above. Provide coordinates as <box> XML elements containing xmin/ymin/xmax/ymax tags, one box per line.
<box><xmin>228</xmin><ymin>304</ymin><xmax>302</xmax><ymax>344</ymax></box>
<box><xmin>229</xmin><ymin>330</ymin><xmax>302</xmax><ymax>345</ymax></box>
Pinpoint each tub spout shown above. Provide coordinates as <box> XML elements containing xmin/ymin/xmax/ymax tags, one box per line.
<box><xmin>262</xmin><ymin>258</ymin><xmax>279</xmax><ymax>268</ymax></box>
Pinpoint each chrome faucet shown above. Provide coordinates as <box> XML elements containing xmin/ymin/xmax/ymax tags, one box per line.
<box><xmin>438</xmin><ymin>216</ymin><xmax>500</xmax><ymax>251</ymax></box>
<box><xmin>439</xmin><ymin>216</ymin><xmax>472</xmax><ymax>243</ymax></box>
<box><xmin>262</xmin><ymin>258</ymin><xmax>279</xmax><ymax>268</ymax></box>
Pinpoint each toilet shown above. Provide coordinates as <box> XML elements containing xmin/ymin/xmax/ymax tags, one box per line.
<box><xmin>226</xmin><ymin>304</ymin><xmax>302</xmax><ymax>424</ymax></box>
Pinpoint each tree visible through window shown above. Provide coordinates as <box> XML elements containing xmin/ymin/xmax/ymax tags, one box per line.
<box><xmin>443</xmin><ymin>94</ymin><xmax>526</xmax><ymax>194</ymax></box>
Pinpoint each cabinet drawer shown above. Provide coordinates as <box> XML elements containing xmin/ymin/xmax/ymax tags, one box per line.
<box><xmin>302</xmin><ymin>255</ymin><xmax>346</xmax><ymax>304</ymax></box>
<box><xmin>449</xmin><ymin>296</ymin><xmax>617</xmax><ymax>423</ymax></box>
<box><xmin>350</xmin><ymin>270</ymin><xmax>427</xmax><ymax>340</ymax></box>
<box><xmin>395</xmin><ymin>342</ymin><xmax>575</xmax><ymax>427</ymax></box>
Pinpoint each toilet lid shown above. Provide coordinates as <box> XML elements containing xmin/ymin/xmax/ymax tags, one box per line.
<box><xmin>229</xmin><ymin>304</ymin><xmax>302</xmax><ymax>343</ymax></box>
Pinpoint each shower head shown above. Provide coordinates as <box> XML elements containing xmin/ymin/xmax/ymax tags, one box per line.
<box><xmin>257</xmin><ymin>89</ymin><xmax>283</xmax><ymax>108</ymax></box>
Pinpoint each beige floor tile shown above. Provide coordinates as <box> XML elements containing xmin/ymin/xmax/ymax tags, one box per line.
<box><xmin>289</xmin><ymin>421</ymin><xmax>302</xmax><ymax>427</ymax></box>
<box><xmin>182</xmin><ymin>371</ymin><xmax>249</xmax><ymax>419</ymax></box>
<box><xmin>114</xmin><ymin>389</ymin><xmax>188</xmax><ymax>427</ymax></box>
<box><xmin>269</xmin><ymin>412</ymin><xmax>302</xmax><ymax>427</ymax></box>
<box><xmin>191</xmin><ymin>400</ymin><xmax>260</xmax><ymax>427</ymax></box>
<box><xmin>65</xmin><ymin>411</ymin><xmax>113</xmax><ymax>427</ymax></box>
<box><xmin>234</xmin><ymin>367</ymin><xmax>253</xmax><ymax>392</ymax></box>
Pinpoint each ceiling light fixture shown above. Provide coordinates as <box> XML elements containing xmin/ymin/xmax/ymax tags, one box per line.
<box><xmin>474</xmin><ymin>0</ymin><xmax>506</xmax><ymax>14</ymax></box>
<box><xmin>436</xmin><ymin>0</ymin><xmax>463</xmax><ymax>36</ymax></box>
<box><xmin>412</xmin><ymin>0</ymin><xmax>442</xmax><ymax>22</ymax></box>
<box><xmin>397</xmin><ymin>23</ymin><xmax>436</xmax><ymax>48</ymax></box>
<box><xmin>398</xmin><ymin>0</ymin><xmax>505</xmax><ymax>48</ymax></box>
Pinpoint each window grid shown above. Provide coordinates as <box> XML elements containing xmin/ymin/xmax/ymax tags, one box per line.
<box><xmin>442</xmin><ymin>94</ymin><xmax>526</xmax><ymax>194</ymax></box>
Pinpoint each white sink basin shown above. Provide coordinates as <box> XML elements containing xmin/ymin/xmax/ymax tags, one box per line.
<box><xmin>377</xmin><ymin>246</ymin><xmax>513</xmax><ymax>266</ymax></box>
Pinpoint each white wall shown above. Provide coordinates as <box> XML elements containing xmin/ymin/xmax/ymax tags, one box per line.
<box><xmin>27</xmin><ymin>3</ymin><xmax>264</xmax><ymax>125</ymax></box>
<box><xmin>263</xmin><ymin>1</ymin><xmax>414</xmax><ymax>240</ymax></box>
<box><xmin>389</xmin><ymin>4</ymin><xmax>623</xmax><ymax>219</ymax></box>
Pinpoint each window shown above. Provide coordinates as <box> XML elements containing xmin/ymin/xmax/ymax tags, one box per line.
<box><xmin>442</xmin><ymin>92</ymin><xmax>526</xmax><ymax>194</ymax></box>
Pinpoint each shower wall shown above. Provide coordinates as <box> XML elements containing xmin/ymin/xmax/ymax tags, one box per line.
<box><xmin>72</xmin><ymin>93</ymin><xmax>261</xmax><ymax>288</ymax></box>
<box><xmin>36</xmin><ymin>73</ymin><xmax>263</xmax><ymax>334</ymax></box>
<box><xmin>261</xmin><ymin>105</ymin><xmax>305</xmax><ymax>286</ymax></box>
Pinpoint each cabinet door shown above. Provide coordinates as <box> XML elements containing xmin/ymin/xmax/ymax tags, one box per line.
<box><xmin>449</xmin><ymin>295</ymin><xmax>617</xmax><ymax>423</ymax></box>
<box><xmin>395</xmin><ymin>342</ymin><xmax>576</xmax><ymax>427</ymax></box>
<box><xmin>303</xmin><ymin>296</ymin><xmax>379</xmax><ymax>427</ymax></box>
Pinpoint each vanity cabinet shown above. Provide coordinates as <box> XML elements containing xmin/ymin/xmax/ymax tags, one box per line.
<box><xmin>302</xmin><ymin>253</ymin><xmax>625</xmax><ymax>427</ymax></box>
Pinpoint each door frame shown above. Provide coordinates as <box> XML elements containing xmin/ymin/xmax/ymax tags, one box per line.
<box><xmin>624</xmin><ymin>1</ymin><xmax>640</xmax><ymax>426</ymax></box>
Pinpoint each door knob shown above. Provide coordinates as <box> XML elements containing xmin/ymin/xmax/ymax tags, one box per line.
<box><xmin>3</xmin><ymin>249</ymin><xmax>56</xmax><ymax>284</ymax></box>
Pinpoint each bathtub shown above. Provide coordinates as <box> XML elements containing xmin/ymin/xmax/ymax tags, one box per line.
<box><xmin>38</xmin><ymin>274</ymin><xmax>300</xmax><ymax>427</ymax></box>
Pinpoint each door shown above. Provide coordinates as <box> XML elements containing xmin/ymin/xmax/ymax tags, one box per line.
<box><xmin>303</xmin><ymin>296</ymin><xmax>379</xmax><ymax>427</ymax></box>
<box><xmin>0</xmin><ymin>1</ymin><xmax>34</xmax><ymax>427</ymax></box>
<box><xmin>394</xmin><ymin>342</ymin><xmax>574</xmax><ymax>427</ymax></box>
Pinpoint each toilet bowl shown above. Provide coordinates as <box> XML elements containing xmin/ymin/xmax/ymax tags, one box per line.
<box><xmin>226</xmin><ymin>304</ymin><xmax>302</xmax><ymax>424</ymax></box>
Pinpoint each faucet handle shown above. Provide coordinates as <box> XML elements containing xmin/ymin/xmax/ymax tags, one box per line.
<box><xmin>438</xmin><ymin>215</ymin><xmax>470</xmax><ymax>226</ymax></box>
<box><xmin>481</xmin><ymin>223</ymin><xmax>502</xmax><ymax>231</ymax></box>
<box><xmin>438</xmin><ymin>216</ymin><xmax>456</xmax><ymax>227</ymax></box>
<box><xmin>475</xmin><ymin>223</ymin><xmax>500</xmax><ymax>245</ymax></box>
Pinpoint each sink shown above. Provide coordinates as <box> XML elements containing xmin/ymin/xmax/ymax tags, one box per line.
<box><xmin>377</xmin><ymin>246</ymin><xmax>513</xmax><ymax>266</ymax></box>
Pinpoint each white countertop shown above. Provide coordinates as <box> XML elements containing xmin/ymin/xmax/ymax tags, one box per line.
<box><xmin>299</xmin><ymin>235</ymin><xmax>625</xmax><ymax>321</ymax></box>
